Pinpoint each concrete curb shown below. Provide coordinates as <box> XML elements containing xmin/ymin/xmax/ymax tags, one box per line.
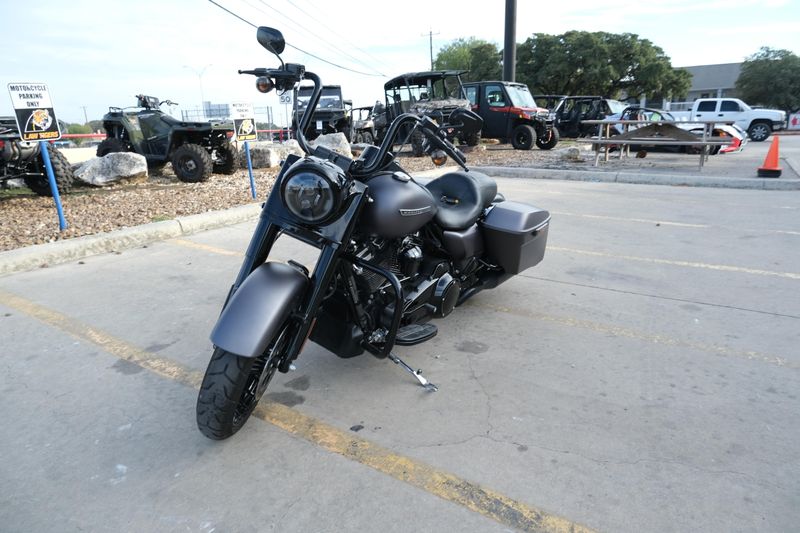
<box><xmin>0</xmin><ymin>203</ymin><xmax>262</xmax><ymax>277</ymax></box>
<box><xmin>471</xmin><ymin>166</ymin><xmax>800</xmax><ymax>190</ymax></box>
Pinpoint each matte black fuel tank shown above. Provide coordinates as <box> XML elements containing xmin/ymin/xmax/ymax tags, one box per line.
<box><xmin>361</xmin><ymin>172</ymin><xmax>438</xmax><ymax>238</ymax></box>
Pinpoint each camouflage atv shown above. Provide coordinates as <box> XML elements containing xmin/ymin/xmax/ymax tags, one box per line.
<box><xmin>377</xmin><ymin>71</ymin><xmax>482</xmax><ymax>157</ymax></box>
<box><xmin>1</xmin><ymin>116</ymin><xmax>75</xmax><ymax>196</ymax></box>
<box><xmin>97</xmin><ymin>95</ymin><xmax>237</xmax><ymax>182</ymax></box>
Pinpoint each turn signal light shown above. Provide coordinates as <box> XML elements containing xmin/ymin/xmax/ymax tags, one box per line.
<box><xmin>256</xmin><ymin>76</ymin><xmax>274</xmax><ymax>93</ymax></box>
<box><xmin>430</xmin><ymin>149</ymin><xmax>448</xmax><ymax>167</ymax></box>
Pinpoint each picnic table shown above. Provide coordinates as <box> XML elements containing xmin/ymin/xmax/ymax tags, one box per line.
<box><xmin>578</xmin><ymin>119</ymin><xmax>735</xmax><ymax>170</ymax></box>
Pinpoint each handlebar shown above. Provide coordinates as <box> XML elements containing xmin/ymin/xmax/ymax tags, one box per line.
<box><xmin>240</xmin><ymin>64</ymin><xmax>468</xmax><ymax>175</ymax></box>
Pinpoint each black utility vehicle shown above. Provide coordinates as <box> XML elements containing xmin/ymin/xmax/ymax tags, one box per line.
<box><xmin>97</xmin><ymin>94</ymin><xmax>237</xmax><ymax>182</ymax></box>
<box><xmin>293</xmin><ymin>85</ymin><xmax>352</xmax><ymax>141</ymax></box>
<box><xmin>549</xmin><ymin>96</ymin><xmax>627</xmax><ymax>138</ymax></box>
<box><xmin>377</xmin><ymin>71</ymin><xmax>482</xmax><ymax>156</ymax></box>
<box><xmin>463</xmin><ymin>81</ymin><xmax>559</xmax><ymax>150</ymax></box>
<box><xmin>1</xmin><ymin>116</ymin><xmax>74</xmax><ymax>196</ymax></box>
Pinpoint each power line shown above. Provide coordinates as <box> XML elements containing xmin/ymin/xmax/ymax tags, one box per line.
<box><xmin>284</xmin><ymin>0</ymin><xmax>393</xmax><ymax>73</ymax></box>
<box><xmin>254</xmin><ymin>0</ymin><xmax>386</xmax><ymax>76</ymax></box>
<box><xmin>208</xmin><ymin>0</ymin><xmax>384</xmax><ymax>77</ymax></box>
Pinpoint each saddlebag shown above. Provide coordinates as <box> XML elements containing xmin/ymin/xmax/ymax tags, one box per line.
<box><xmin>479</xmin><ymin>201</ymin><xmax>550</xmax><ymax>275</ymax></box>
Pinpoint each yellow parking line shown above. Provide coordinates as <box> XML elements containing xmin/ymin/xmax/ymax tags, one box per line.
<box><xmin>550</xmin><ymin>212</ymin><xmax>709</xmax><ymax>228</ymax></box>
<box><xmin>468</xmin><ymin>301</ymin><xmax>794</xmax><ymax>370</ymax></box>
<box><xmin>0</xmin><ymin>288</ymin><xmax>595</xmax><ymax>533</ymax></box>
<box><xmin>171</xmin><ymin>238</ymin><xmax>243</xmax><ymax>256</ymax></box>
<box><xmin>550</xmin><ymin>246</ymin><xmax>800</xmax><ymax>280</ymax></box>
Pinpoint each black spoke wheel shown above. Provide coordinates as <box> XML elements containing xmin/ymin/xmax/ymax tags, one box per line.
<box><xmin>535</xmin><ymin>126</ymin><xmax>560</xmax><ymax>150</ymax></box>
<box><xmin>196</xmin><ymin>324</ymin><xmax>293</xmax><ymax>440</ymax></box>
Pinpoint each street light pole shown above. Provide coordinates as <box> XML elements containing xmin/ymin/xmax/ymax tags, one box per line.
<box><xmin>183</xmin><ymin>64</ymin><xmax>212</xmax><ymax>119</ymax></box>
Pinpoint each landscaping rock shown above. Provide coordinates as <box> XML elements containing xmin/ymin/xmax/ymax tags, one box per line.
<box><xmin>75</xmin><ymin>152</ymin><xmax>148</xmax><ymax>186</ymax></box>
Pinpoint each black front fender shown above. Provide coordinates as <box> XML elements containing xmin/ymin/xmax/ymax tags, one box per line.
<box><xmin>210</xmin><ymin>262</ymin><xmax>309</xmax><ymax>358</ymax></box>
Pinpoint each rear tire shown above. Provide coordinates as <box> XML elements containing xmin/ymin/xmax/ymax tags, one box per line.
<box><xmin>96</xmin><ymin>137</ymin><xmax>131</xmax><ymax>157</ymax></box>
<box><xmin>411</xmin><ymin>131</ymin><xmax>425</xmax><ymax>157</ymax></box>
<box><xmin>535</xmin><ymin>127</ymin><xmax>560</xmax><ymax>150</ymax></box>
<box><xmin>463</xmin><ymin>130</ymin><xmax>481</xmax><ymax>147</ymax></box>
<box><xmin>511</xmin><ymin>124</ymin><xmax>536</xmax><ymax>150</ymax></box>
<box><xmin>171</xmin><ymin>143</ymin><xmax>212</xmax><ymax>182</ymax></box>
<box><xmin>362</xmin><ymin>131</ymin><xmax>374</xmax><ymax>145</ymax></box>
<box><xmin>213</xmin><ymin>141</ymin><xmax>238</xmax><ymax>175</ymax></box>
<box><xmin>24</xmin><ymin>144</ymin><xmax>75</xmax><ymax>197</ymax></box>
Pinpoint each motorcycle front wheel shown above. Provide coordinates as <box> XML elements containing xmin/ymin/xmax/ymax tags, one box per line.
<box><xmin>196</xmin><ymin>325</ymin><xmax>291</xmax><ymax>440</ymax></box>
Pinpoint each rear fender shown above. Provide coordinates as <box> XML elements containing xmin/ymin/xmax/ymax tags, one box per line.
<box><xmin>210</xmin><ymin>262</ymin><xmax>309</xmax><ymax>358</ymax></box>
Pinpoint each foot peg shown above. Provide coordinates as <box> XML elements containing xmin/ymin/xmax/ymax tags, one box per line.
<box><xmin>395</xmin><ymin>323</ymin><xmax>438</xmax><ymax>346</ymax></box>
<box><xmin>388</xmin><ymin>353</ymin><xmax>438</xmax><ymax>392</ymax></box>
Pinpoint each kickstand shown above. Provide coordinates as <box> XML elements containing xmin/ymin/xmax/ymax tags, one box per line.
<box><xmin>388</xmin><ymin>353</ymin><xmax>438</xmax><ymax>392</ymax></box>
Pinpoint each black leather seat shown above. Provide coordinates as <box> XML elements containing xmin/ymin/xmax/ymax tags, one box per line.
<box><xmin>425</xmin><ymin>171</ymin><xmax>498</xmax><ymax>230</ymax></box>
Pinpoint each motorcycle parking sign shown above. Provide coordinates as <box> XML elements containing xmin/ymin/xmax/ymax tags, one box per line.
<box><xmin>230</xmin><ymin>102</ymin><xmax>257</xmax><ymax>141</ymax></box>
<box><xmin>7</xmin><ymin>82</ymin><xmax>61</xmax><ymax>141</ymax></box>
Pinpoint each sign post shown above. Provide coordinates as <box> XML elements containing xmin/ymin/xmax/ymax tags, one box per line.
<box><xmin>7</xmin><ymin>82</ymin><xmax>67</xmax><ymax>230</ymax></box>
<box><xmin>231</xmin><ymin>102</ymin><xmax>258</xmax><ymax>199</ymax></box>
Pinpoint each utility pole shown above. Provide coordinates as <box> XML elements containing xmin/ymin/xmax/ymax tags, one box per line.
<box><xmin>80</xmin><ymin>106</ymin><xmax>89</xmax><ymax>124</ymax></box>
<box><xmin>183</xmin><ymin>64</ymin><xmax>213</xmax><ymax>118</ymax></box>
<box><xmin>503</xmin><ymin>0</ymin><xmax>517</xmax><ymax>82</ymax></box>
<box><xmin>422</xmin><ymin>29</ymin><xmax>440</xmax><ymax>70</ymax></box>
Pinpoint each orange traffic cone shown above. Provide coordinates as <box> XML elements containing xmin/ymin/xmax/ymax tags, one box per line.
<box><xmin>757</xmin><ymin>136</ymin><xmax>782</xmax><ymax>178</ymax></box>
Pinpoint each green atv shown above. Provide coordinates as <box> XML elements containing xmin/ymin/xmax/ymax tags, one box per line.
<box><xmin>97</xmin><ymin>94</ymin><xmax>237</xmax><ymax>182</ymax></box>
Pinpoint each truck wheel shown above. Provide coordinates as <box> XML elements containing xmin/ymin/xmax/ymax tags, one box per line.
<box><xmin>96</xmin><ymin>138</ymin><xmax>131</xmax><ymax>157</ymax></box>
<box><xmin>171</xmin><ymin>143</ymin><xmax>212</xmax><ymax>182</ymax></box>
<box><xmin>463</xmin><ymin>130</ymin><xmax>481</xmax><ymax>147</ymax></box>
<box><xmin>25</xmin><ymin>144</ymin><xmax>75</xmax><ymax>197</ymax></box>
<box><xmin>511</xmin><ymin>124</ymin><xmax>536</xmax><ymax>150</ymax></box>
<box><xmin>213</xmin><ymin>142</ymin><xmax>238</xmax><ymax>175</ymax></box>
<box><xmin>535</xmin><ymin>127</ymin><xmax>560</xmax><ymax>150</ymax></box>
<box><xmin>354</xmin><ymin>132</ymin><xmax>364</xmax><ymax>144</ymax></box>
<box><xmin>411</xmin><ymin>131</ymin><xmax>425</xmax><ymax>157</ymax></box>
<box><xmin>747</xmin><ymin>122</ymin><xmax>771</xmax><ymax>142</ymax></box>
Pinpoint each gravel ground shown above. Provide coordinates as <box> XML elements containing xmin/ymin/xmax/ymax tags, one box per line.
<box><xmin>0</xmin><ymin>143</ymin><xmax>581</xmax><ymax>252</ymax></box>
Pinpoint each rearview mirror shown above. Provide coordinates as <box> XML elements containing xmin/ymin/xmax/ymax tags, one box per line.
<box><xmin>257</xmin><ymin>27</ymin><xmax>285</xmax><ymax>56</ymax></box>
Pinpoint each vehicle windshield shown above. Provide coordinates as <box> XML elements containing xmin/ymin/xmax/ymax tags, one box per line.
<box><xmin>297</xmin><ymin>87</ymin><xmax>343</xmax><ymax>110</ymax></box>
<box><xmin>506</xmin><ymin>85</ymin><xmax>537</xmax><ymax>108</ymax></box>
<box><xmin>606</xmin><ymin>100</ymin><xmax>628</xmax><ymax>114</ymax></box>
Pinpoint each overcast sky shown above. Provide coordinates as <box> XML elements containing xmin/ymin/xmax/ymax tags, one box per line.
<box><xmin>1</xmin><ymin>0</ymin><xmax>798</xmax><ymax>126</ymax></box>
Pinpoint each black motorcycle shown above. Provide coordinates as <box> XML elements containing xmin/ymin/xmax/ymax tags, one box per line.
<box><xmin>196</xmin><ymin>27</ymin><xmax>551</xmax><ymax>440</ymax></box>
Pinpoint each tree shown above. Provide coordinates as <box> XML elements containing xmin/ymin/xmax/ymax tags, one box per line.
<box><xmin>516</xmin><ymin>31</ymin><xmax>690</xmax><ymax>100</ymax></box>
<box><xmin>736</xmin><ymin>47</ymin><xmax>800</xmax><ymax>113</ymax></box>
<box><xmin>434</xmin><ymin>38</ymin><xmax>501</xmax><ymax>82</ymax></box>
<box><xmin>67</xmin><ymin>123</ymin><xmax>92</xmax><ymax>146</ymax></box>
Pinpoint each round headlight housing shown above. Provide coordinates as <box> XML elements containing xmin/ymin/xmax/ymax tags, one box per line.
<box><xmin>281</xmin><ymin>159</ymin><xmax>346</xmax><ymax>224</ymax></box>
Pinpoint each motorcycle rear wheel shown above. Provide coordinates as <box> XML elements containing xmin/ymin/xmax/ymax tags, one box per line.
<box><xmin>196</xmin><ymin>325</ymin><xmax>290</xmax><ymax>439</ymax></box>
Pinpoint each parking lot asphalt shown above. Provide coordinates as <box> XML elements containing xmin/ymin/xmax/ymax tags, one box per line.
<box><xmin>1</xmin><ymin>176</ymin><xmax>798</xmax><ymax>532</ymax></box>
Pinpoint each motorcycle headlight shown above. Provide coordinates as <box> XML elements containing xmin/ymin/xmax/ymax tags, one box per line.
<box><xmin>281</xmin><ymin>158</ymin><xmax>346</xmax><ymax>224</ymax></box>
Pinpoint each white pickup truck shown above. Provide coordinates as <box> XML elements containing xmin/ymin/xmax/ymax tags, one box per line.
<box><xmin>666</xmin><ymin>98</ymin><xmax>786</xmax><ymax>142</ymax></box>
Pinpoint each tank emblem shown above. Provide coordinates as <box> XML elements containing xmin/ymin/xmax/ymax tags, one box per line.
<box><xmin>399</xmin><ymin>206</ymin><xmax>432</xmax><ymax>217</ymax></box>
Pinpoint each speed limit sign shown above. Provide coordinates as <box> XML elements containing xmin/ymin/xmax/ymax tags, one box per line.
<box><xmin>279</xmin><ymin>93</ymin><xmax>292</xmax><ymax>105</ymax></box>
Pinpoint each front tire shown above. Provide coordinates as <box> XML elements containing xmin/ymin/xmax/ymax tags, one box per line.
<box><xmin>96</xmin><ymin>137</ymin><xmax>131</xmax><ymax>157</ymax></box>
<box><xmin>511</xmin><ymin>124</ymin><xmax>536</xmax><ymax>150</ymax></box>
<box><xmin>213</xmin><ymin>142</ymin><xmax>238</xmax><ymax>175</ymax></box>
<box><xmin>171</xmin><ymin>143</ymin><xmax>212</xmax><ymax>182</ymax></box>
<box><xmin>411</xmin><ymin>130</ymin><xmax>425</xmax><ymax>157</ymax></box>
<box><xmin>463</xmin><ymin>130</ymin><xmax>481</xmax><ymax>147</ymax></box>
<box><xmin>25</xmin><ymin>144</ymin><xmax>75</xmax><ymax>197</ymax></box>
<box><xmin>535</xmin><ymin>127</ymin><xmax>560</xmax><ymax>150</ymax></box>
<box><xmin>747</xmin><ymin>121</ymin><xmax>771</xmax><ymax>142</ymax></box>
<box><xmin>196</xmin><ymin>323</ymin><xmax>293</xmax><ymax>440</ymax></box>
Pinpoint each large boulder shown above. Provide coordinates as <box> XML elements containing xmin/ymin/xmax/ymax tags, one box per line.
<box><xmin>75</xmin><ymin>152</ymin><xmax>148</xmax><ymax>186</ymax></box>
<box><xmin>239</xmin><ymin>140</ymin><xmax>304</xmax><ymax>169</ymax></box>
<box><xmin>309</xmin><ymin>132</ymin><xmax>352</xmax><ymax>157</ymax></box>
